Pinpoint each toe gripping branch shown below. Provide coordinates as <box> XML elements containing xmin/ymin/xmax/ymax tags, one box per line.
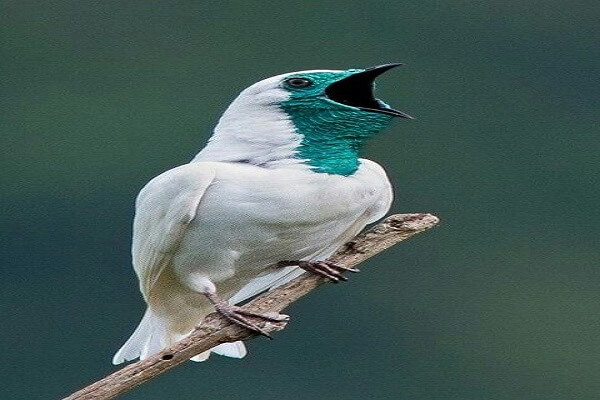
<box><xmin>203</xmin><ymin>259</ymin><xmax>359</xmax><ymax>340</ymax></box>
<box><xmin>204</xmin><ymin>292</ymin><xmax>289</xmax><ymax>339</ymax></box>
<box><xmin>278</xmin><ymin>260</ymin><xmax>360</xmax><ymax>283</ymax></box>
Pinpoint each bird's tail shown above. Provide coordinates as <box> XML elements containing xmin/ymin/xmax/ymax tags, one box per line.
<box><xmin>112</xmin><ymin>308</ymin><xmax>168</xmax><ymax>364</ymax></box>
<box><xmin>112</xmin><ymin>308</ymin><xmax>247</xmax><ymax>364</ymax></box>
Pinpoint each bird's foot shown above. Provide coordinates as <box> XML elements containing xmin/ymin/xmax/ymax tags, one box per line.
<box><xmin>278</xmin><ymin>260</ymin><xmax>359</xmax><ymax>283</ymax></box>
<box><xmin>204</xmin><ymin>293</ymin><xmax>289</xmax><ymax>339</ymax></box>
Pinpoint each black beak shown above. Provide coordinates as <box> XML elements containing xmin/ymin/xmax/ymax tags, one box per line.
<box><xmin>363</xmin><ymin>63</ymin><xmax>404</xmax><ymax>77</ymax></box>
<box><xmin>325</xmin><ymin>63</ymin><xmax>414</xmax><ymax>119</ymax></box>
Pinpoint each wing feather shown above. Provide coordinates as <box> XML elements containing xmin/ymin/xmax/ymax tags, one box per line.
<box><xmin>131</xmin><ymin>163</ymin><xmax>216</xmax><ymax>299</ymax></box>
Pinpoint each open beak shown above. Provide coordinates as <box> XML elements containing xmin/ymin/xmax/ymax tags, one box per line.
<box><xmin>325</xmin><ymin>63</ymin><xmax>414</xmax><ymax>119</ymax></box>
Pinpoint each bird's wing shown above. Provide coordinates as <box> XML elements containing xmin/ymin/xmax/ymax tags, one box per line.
<box><xmin>132</xmin><ymin>163</ymin><xmax>216</xmax><ymax>299</ymax></box>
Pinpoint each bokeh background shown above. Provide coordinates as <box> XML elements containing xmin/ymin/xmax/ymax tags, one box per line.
<box><xmin>2</xmin><ymin>1</ymin><xmax>599</xmax><ymax>399</ymax></box>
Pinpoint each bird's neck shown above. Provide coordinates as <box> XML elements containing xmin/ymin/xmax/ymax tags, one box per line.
<box><xmin>282</xmin><ymin>104</ymin><xmax>393</xmax><ymax>176</ymax></box>
<box><xmin>297</xmin><ymin>134</ymin><xmax>363</xmax><ymax>176</ymax></box>
<box><xmin>193</xmin><ymin>98</ymin><xmax>392</xmax><ymax>176</ymax></box>
<box><xmin>191</xmin><ymin>99</ymin><xmax>308</xmax><ymax>170</ymax></box>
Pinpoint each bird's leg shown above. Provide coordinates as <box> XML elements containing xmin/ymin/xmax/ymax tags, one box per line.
<box><xmin>204</xmin><ymin>292</ymin><xmax>289</xmax><ymax>339</ymax></box>
<box><xmin>277</xmin><ymin>260</ymin><xmax>360</xmax><ymax>283</ymax></box>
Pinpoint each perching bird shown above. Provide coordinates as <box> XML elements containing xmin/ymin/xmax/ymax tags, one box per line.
<box><xmin>113</xmin><ymin>64</ymin><xmax>412</xmax><ymax>364</ymax></box>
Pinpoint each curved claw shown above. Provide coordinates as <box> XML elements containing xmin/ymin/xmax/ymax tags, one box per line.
<box><xmin>205</xmin><ymin>293</ymin><xmax>287</xmax><ymax>339</ymax></box>
<box><xmin>279</xmin><ymin>260</ymin><xmax>359</xmax><ymax>283</ymax></box>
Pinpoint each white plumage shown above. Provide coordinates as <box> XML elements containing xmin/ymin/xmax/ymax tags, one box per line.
<box><xmin>113</xmin><ymin>68</ymin><xmax>398</xmax><ymax>364</ymax></box>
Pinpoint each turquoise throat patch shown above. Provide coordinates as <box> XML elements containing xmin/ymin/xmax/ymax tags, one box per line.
<box><xmin>280</xmin><ymin>72</ymin><xmax>393</xmax><ymax>176</ymax></box>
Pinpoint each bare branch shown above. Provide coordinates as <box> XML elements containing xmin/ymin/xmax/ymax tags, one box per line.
<box><xmin>63</xmin><ymin>213</ymin><xmax>439</xmax><ymax>400</ymax></box>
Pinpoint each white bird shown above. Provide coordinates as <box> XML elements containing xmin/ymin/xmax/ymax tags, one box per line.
<box><xmin>113</xmin><ymin>64</ymin><xmax>413</xmax><ymax>364</ymax></box>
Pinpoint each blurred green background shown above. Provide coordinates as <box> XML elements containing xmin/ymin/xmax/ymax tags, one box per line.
<box><xmin>2</xmin><ymin>1</ymin><xmax>599</xmax><ymax>399</ymax></box>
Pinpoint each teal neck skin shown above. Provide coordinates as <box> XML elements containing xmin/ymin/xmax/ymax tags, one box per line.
<box><xmin>279</xmin><ymin>71</ymin><xmax>393</xmax><ymax>176</ymax></box>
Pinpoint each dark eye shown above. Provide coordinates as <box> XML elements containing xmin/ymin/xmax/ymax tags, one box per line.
<box><xmin>285</xmin><ymin>77</ymin><xmax>312</xmax><ymax>88</ymax></box>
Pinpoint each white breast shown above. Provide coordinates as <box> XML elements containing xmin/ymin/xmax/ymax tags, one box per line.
<box><xmin>171</xmin><ymin>159</ymin><xmax>392</xmax><ymax>297</ymax></box>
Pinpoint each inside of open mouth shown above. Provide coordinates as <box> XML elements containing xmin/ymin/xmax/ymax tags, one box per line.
<box><xmin>325</xmin><ymin>74</ymin><xmax>383</xmax><ymax>110</ymax></box>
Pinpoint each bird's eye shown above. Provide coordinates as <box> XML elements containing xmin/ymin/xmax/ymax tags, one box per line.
<box><xmin>285</xmin><ymin>78</ymin><xmax>312</xmax><ymax>88</ymax></box>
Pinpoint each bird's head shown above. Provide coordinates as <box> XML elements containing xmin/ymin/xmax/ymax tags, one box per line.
<box><xmin>194</xmin><ymin>64</ymin><xmax>412</xmax><ymax>175</ymax></box>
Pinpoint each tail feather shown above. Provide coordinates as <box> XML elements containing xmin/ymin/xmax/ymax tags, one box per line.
<box><xmin>211</xmin><ymin>341</ymin><xmax>248</xmax><ymax>358</ymax></box>
<box><xmin>112</xmin><ymin>308</ymin><xmax>247</xmax><ymax>364</ymax></box>
<box><xmin>190</xmin><ymin>341</ymin><xmax>247</xmax><ymax>362</ymax></box>
<box><xmin>112</xmin><ymin>308</ymin><xmax>167</xmax><ymax>364</ymax></box>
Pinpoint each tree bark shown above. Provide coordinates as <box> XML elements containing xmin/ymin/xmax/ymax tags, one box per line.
<box><xmin>63</xmin><ymin>213</ymin><xmax>439</xmax><ymax>400</ymax></box>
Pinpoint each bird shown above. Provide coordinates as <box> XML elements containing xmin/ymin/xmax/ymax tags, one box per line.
<box><xmin>112</xmin><ymin>64</ymin><xmax>413</xmax><ymax>364</ymax></box>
